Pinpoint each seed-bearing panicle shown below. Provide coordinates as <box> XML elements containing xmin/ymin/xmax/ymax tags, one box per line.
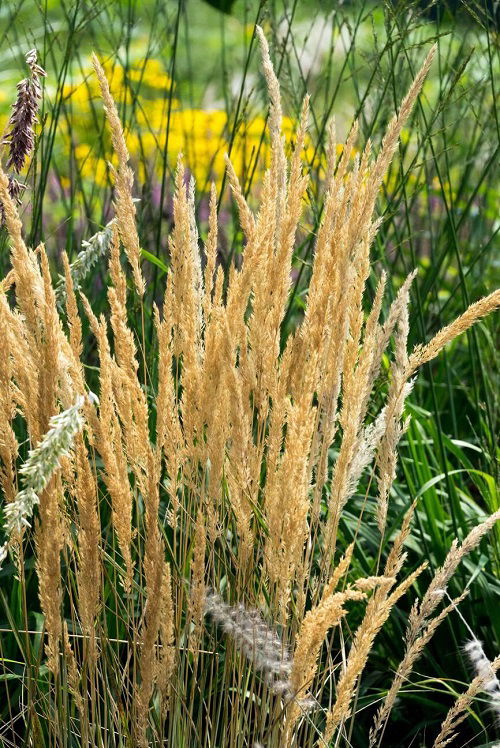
<box><xmin>254</xmin><ymin>25</ymin><xmax>286</xmax><ymax>201</ymax></box>
<box><xmin>73</xmin><ymin>435</ymin><xmax>101</xmax><ymax>665</ymax></box>
<box><xmin>433</xmin><ymin>653</ymin><xmax>500</xmax><ymax>748</ymax></box>
<box><xmin>0</xmin><ymin>306</ymin><xmax>18</xmax><ymax>506</ymax></box>
<box><xmin>202</xmin><ymin>182</ymin><xmax>219</xmax><ymax>322</ymax></box>
<box><xmin>55</xmin><ymin>220</ymin><xmax>115</xmax><ymax>305</ymax></box>
<box><xmin>224</xmin><ymin>154</ymin><xmax>255</xmax><ymax>241</ymax></box>
<box><xmin>0</xmin><ymin>166</ymin><xmax>46</xmax><ymax>350</ymax></box>
<box><xmin>369</xmin><ymin>44</ymin><xmax>436</xmax><ymax>193</ymax></box>
<box><xmin>92</xmin><ymin>54</ymin><xmax>145</xmax><ymax>296</ymax></box>
<box><xmin>418</xmin><ymin>510</ymin><xmax>500</xmax><ymax>628</ymax></box>
<box><xmin>85</xmin><ymin>307</ymin><xmax>135</xmax><ymax>590</ymax></box>
<box><xmin>2</xmin><ymin>49</ymin><xmax>46</xmax><ymax>174</ymax></box>
<box><xmin>205</xmin><ymin>592</ymin><xmax>295</xmax><ymax>698</ymax></box>
<box><xmin>407</xmin><ymin>289</ymin><xmax>500</xmax><ymax>376</ymax></box>
<box><xmin>135</xmin><ymin>450</ymin><xmax>165</xmax><ymax>748</ymax></box>
<box><xmin>0</xmin><ymin>396</ymin><xmax>85</xmax><ymax>566</ymax></box>
<box><xmin>35</xmin><ymin>473</ymin><xmax>64</xmax><ymax>676</ymax></box>
<box><xmin>287</xmin><ymin>585</ymin><xmax>365</xmax><ymax>737</ymax></box>
<box><xmin>156</xmin><ymin>562</ymin><xmax>175</xmax><ymax>707</ymax></box>
<box><xmin>376</xmin><ymin>312</ymin><xmax>415</xmax><ymax>533</ymax></box>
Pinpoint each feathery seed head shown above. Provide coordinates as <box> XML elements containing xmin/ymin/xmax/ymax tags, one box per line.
<box><xmin>0</xmin><ymin>396</ymin><xmax>85</xmax><ymax>565</ymax></box>
<box><xmin>205</xmin><ymin>592</ymin><xmax>297</xmax><ymax>698</ymax></box>
<box><xmin>55</xmin><ymin>220</ymin><xmax>115</xmax><ymax>305</ymax></box>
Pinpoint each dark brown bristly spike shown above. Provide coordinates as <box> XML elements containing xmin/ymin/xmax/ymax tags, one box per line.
<box><xmin>2</xmin><ymin>49</ymin><xmax>46</xmax><ymax>174</ymax></box>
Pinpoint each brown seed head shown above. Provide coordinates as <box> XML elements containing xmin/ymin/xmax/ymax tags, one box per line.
<box><xmin>2</xmin><ymin>49</ymin><xmax>46</xmax><ymax>173</ymax></box>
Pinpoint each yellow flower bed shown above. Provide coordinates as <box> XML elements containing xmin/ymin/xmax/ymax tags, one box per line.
<box><xmin>54</xmin><ymin>59</ymin><xmax>325</xmax><ymax>190</ymax></box>
<box><xmin>0</xmin><ymin>58</ymin><xmax>332</xmax><ymax>193</ymax></box>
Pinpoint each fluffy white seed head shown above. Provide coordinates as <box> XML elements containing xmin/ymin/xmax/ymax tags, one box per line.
<box><xmin>464</xmin><ymin>638</ymin><xmax>500</xmax><ymax>717</ymax></box>
<box><xmin>205</xmin><ymin>592</ymin><xmax>314</xmax><ymax>711</ymax></box>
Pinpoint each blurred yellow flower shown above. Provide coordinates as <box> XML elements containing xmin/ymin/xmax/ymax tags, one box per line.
<box><xmin>0</xmin><ymin>59</ymin><xmax>347</xmax><ymax>194</ymax></box>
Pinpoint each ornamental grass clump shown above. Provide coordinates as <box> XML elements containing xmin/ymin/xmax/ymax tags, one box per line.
<box><xmin>0</xmin><ymin>29</ymin><xmax>499</xmax><ymax>748</ymax></box>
